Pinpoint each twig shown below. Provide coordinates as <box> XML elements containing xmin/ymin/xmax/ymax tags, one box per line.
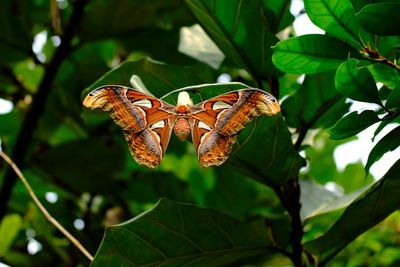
<box><xmin>0</xmin><ymin>151</ymin><xmax>94</xmax><ymax>261</ymax></box>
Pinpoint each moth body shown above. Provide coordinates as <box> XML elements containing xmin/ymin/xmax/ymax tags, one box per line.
<box><xmin>173</xmin><ymin>92</ymin><xmax>193</xmax><ymax>141</ymax></box>
<box><xmin>174</xmin><ymin>114</ymin><xmax>191</xmax><ymax>141</ymax></box>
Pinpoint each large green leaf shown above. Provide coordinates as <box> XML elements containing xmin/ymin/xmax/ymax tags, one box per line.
<box><xmin>228</xmin><ymin>115</ymin><xmax>304</xmax><ymax>186</ymax></box>
<box><xmin>304</xmin><ymin>159</ymin><xmax>400</xmax><ymax>265</ymax></box>
<box><xmin>282</xmin><ymin>71</ymin><xmax>350</xmax><ymax>129</ymax></box>
<box><xmin>185</xmin><ymin>0</ymin><xmax>281</xmax><ymax>78</ymax></box>
<box><xmin>329</xmin><ymin>110</ymin><xmax>380</xmax><ymax>140</ymax></box>
<box><xmin>304</xmin><ymin>0</ymin><xmax>369</xmax><ymax>49</ymax></box>
<box><xmin>365</xmin><ymin>125</ymin><xmax>400</xmax><ymax>175</ymax></box>
<box><xmin>91</xmin><ymin>198</ymin><xmax>278</xmax><ymax>266</ymax></box>
<box><xmin>335</xmin><ymin>59</ymin><xmax>382</xmax><ymax>105</ymax></box>
<box><xmin>272</xmin><ymin>35</ymin><xmax>358</xmax><ymax>74</ymax></box>
<box><xmin>82</xmin><ymin>58</ymin><xmax>216</xmax><ymax>99</ymax></box>
<box><xmin>205</xmin><ymin>166</ymin><xmax>281</xmax><ymax>220</ymax></box>
<box><xmin>357</xmin><ymin>3</ymin><xmax>400</xmax><ymax>36</ymax></box>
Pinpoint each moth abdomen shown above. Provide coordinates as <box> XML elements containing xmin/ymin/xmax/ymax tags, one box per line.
<box><xmin>174</xmin><ymin>116</ymin><xmax>190</xmax><ymax>141</ymax></box>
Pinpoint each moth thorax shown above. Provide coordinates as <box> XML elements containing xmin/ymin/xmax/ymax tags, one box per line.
<box><xmin>174</xmin><ymin>116</ymin><xmax>190</xmax><ymax>141</ymax></box>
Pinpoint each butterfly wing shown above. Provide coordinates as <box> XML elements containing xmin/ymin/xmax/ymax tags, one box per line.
<box><xmin>189</xmin><ymin>89</ymin><xmax>280</xmax><ymax>167</ymax></box>
<box><xmin>83</xmin><ymin>85</ymin><xmax>176</xmax><ymax>168</ymax></box>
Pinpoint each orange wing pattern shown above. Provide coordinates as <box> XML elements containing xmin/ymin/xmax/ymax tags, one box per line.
<box><xmin>83</xmin><ymin>86</ymin><xmax>176</xmax><ymax>168</ymax></box>
<box><xmin>83</xmin><ymin>86</ymin><xmax>280</xmax><ymax>168</ymax></box>
<box><xmin>190</xmin><ymin>89</ymin><xmax>280</xmax><ymax>167</ymax></box>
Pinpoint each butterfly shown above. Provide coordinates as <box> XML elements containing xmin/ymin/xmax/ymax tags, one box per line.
<box><xmin>83</xmin><ymin>85</ymin><xmax>280</xmax><ymax>168</ymax></box>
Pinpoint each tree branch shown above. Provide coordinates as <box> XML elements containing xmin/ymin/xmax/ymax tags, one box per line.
<box><xmin>275</xmin><ymin>178</ymin><xmax>304</xmax><ymax>267</ymax></box>
<box><xmin>0</xmin><ymin>0</ymin><xmax>88</xmax><ymax>220</ymax></box>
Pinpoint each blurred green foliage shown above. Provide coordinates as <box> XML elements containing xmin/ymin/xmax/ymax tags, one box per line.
<box><xmin>0</xmin><ymin>0</ymin><xmax>399</xmax><ymax>266</ymax></box>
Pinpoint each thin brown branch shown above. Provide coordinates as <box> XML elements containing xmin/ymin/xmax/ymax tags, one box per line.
<box><xmin>362</xmin><ymin>45</ymin><xmax>400</xmax><ymax>72</ymax></box>
<box><xmin>0</xmin><ymin>151</ymin><xmax>94</xmax><ymax>261</ymax></box>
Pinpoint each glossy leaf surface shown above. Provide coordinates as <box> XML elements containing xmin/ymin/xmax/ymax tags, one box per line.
<box><xmin>357</xmin><ymin>3</ymin><xmax>400</xmax><ymax>36</ymax></box>
<box><xmin>91</xmin><ymin>198</ymin><xmax>276</xmax><ymax>266</ymax></box>
<box><xmin>304</xmin><ymin>0</ymin><xmax>369</xmax><ymax>49</ymax></box>
<box><xmin>365</xmin><ymin>125</ymin><xmax>400</xmax><ymax>175</ymax></box>
<box><xmin>272</xmin><ymin>35</ymin><xmax>358</xmax><ymax>74</ymax></box>
<box><xmin>329</xmin><ymin>110</ymin><xmax>380</xmax><ymax>140</ymax></box>
<box><xmin>335</xmin><ymin>59</ymin><xmax>382</xmax><ymax>104</ymax></box>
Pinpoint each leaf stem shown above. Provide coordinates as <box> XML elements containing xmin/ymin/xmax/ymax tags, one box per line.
<box><xmin>0</xmin><ymin>151</ymin><xmax>94</xmax><ymax>261</ymax></box>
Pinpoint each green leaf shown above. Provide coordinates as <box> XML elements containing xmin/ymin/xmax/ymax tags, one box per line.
<box><xmin>228</xmin><ymin>115</ymin><xmax>305</xmax><ymax>186</ymax></box>
<box><xmin>205</xmin><ymin>167</ymin><xmax>282</xmax><ymax>220</ymax></box>
<box><xmin>304</xmin><ymin>132</ymin><xmax>346</xmax><ymax>185</ymax></box>
<box><xmin>91</xmin><ymin>198</ymin><xmax>277</xmax><ymax>266</ymax></box>
<box><xmin>185</xmin><ymin>0</ymin><xmax>281</xmax><ymax>77</ymax></box>
<box><xmin>335</xmin><ymin>59</ymin><xmax>382</xmax><ymax>104</ymax></box>
<box><xmin>357</xmin><ymin>3</ymin><xmax>400</xmax><ymax>36</ymax></box>
<box><xmin>123</xmin><ymin>172</ymin><xmax>193</xmax><ymax>207</ymax></box>
<box><xmin>82</xmin><ymin>58</ymin><xmax>216</xmax><ymax>99</ymax></box>
<box><xmin>368</xmin><ymin>63</ymin><xmax>400</xmax><ymax>90</ymax></box>
<box><xmin>365</xmin><ymin>125</ymin><xmax>400</xmax><ymax>175</ymax></box>
<box><xmin>372</xmin><ymin>116</ymin><xmax>400</xmax><ymax>142</ymax></box>
<box><xmin>300</xmin><ymin>180</ymin><xmax>368</xmax><ymax>221</ymax></box>
<box><xmin>329</xmin><ymin>110</ymin><xmax>380</xmax><ymax>140</ymax></box>
<box><xmin>0</xmin><ymin>110</ymin><xmax>23</xmax><ymax>151</ymax></box>
<box><xmin>263</xmin><ymin>0</ymin><xmax>294</xmax><ymax>33</ymax></box>
<box><xmin>205</xmin><ymin>167</ymin><xmax>266</xmax><ymax>220</ymax></box>
<box><xmin>334</xmin><ymin>162</ymin><xmax>374</xmax><ymax>193</ymax></box>
<box><xmin>386</xmin><ymin>84</ymin><xmax>400</xmax><ymax>109</ymax></box>
<box><xmin>178</xmin><ymin>24</ymin><xmax>225</xmax><ymax>69</ymax></box>
<box><xmin>0</xmin><ymin>214</ymin><xmax>22</xmax><ymax>257</ymax></box>
<box><xmin>272</xmin><ymin>34</ymin><xmax>358</xmax><ymax>74</ymax></box>
<box><xmin>282</xmin><ymin>71</ymin><xmax>350</xmax><ymax>129</ymax></box>
<box><xmin>304</xmin><ymin>0</ymin><xmax>369</xmax><ymax>49</ymax></box>
<box><xmin>349</xmin><ymin>0</ymin><xmax>370</xmax><ymax>13</ymax></box>
<box><xmin>305</xmin><ymin>159</ymin><xmax>400</xmax><ymax>264</ymax></box>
